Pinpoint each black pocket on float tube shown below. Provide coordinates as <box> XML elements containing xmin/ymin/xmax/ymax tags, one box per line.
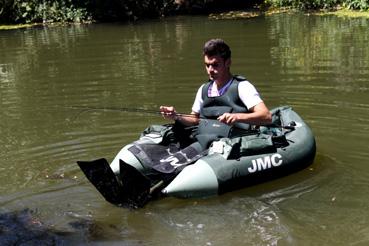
<box><xmin>129</xmin><ymin>142</ymin><xmax>206</xmax><ymax>174</ymax></box>
<box><xmin>150</xmin><ymin>142</ymin><xmax>207</xmax><ymax>174</ymax></box>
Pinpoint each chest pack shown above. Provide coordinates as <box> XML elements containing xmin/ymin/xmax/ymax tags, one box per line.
<box><xmin>196</xmin><ymin>76</ymin><xmax>253</xmax><ymax>146</ymax></box>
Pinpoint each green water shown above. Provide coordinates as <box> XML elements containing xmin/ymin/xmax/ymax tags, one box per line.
<box><xmin>1</xmin><ymin>15</ymin><xmax>369</xmax><ymax>245</ymax></box>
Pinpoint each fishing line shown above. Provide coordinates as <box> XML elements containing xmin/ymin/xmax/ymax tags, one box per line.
<box><xmin>67</xmin><ymin>105</ymin><xmax>202</xmax><ymax>120</ymax></box>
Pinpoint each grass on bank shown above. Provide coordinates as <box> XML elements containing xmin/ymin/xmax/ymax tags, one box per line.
<box><xmin>208</xmin><ymin>7</ymin><xmax>369</xmax><ymax>20</ymax></box>
<box><xmin>314</xmin><ymin>8</ymin><xmax>369</xmax><ymax>18</ymax></box>
<box><xmin>0</xmin><ymin>23</ymin><xmax>36</xmax><ymax>30</ymax></box>
<box><xmin>0</xmin><ymin>21</ymin><xmax>88</xmax><ymax>30</ymax></box>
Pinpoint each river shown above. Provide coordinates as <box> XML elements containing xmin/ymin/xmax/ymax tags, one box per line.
<box><xmin>1</xmin><ymin>14</ymin><xmax>369</xmax><ymax>245</ymax></box>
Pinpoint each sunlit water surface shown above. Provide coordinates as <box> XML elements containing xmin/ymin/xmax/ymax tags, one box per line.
<box><xmin>1</xmin><ymin>14</ymin><xmax>369</xmax><ymax>245</ymax></box>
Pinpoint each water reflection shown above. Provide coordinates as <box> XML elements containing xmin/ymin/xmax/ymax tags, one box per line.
<box><xmin>1</xmin><ymin>15</ymin><xmax>369</xmax><ymax>245</ymax></box>
<box><xmin>268</xmin><ymin>14</ymin><xmax>369</xmax><ymax>104</ymax></box>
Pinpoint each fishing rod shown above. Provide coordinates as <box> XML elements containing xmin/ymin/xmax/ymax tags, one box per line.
<box><xmin>68</xmin><ymin>105</ymin><xmax>295</xmax><ymax>130</ymax></box>
<box><xmin>68</xmin><ymin>105</ymin><xmax>201</xmax><ymax>119</ymax></box>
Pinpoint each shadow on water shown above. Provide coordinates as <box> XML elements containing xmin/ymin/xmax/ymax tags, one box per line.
<box><xmin>0</xmin><ymin>209</ymin><xmax>94</xmax><ymax>245</ymax></box>
<box><xmin>0</xmin><ymin>208</ymin><xmax>144</xmax><ymax>246</ymax></box>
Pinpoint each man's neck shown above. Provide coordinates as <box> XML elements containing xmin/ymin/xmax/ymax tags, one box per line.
<box><xmin>214</xmin><ymin>73</ymin><xmax>233</xmax><ymax>88</ymax></box>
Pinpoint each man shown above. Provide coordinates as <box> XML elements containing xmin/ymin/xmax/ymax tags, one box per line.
<box><xmin>76</xmin><ymin>40</ymin><xmax>273</xmax><ymax>207</ymax></box>
<box><xmin>160</xmin><ymin>38</ymin><xmax>272</xmax><ymax>136</ymax></box>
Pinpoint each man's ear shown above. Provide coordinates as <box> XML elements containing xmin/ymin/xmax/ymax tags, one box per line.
<box><xmin>225</xmin><ymin>58</ymin><xmax>231</xmax><ymax>68</ymax></box>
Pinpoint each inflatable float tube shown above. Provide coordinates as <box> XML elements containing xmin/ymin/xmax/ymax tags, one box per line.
<box><xmin>78</xmin><ymin>106</ymin><xmax>316</xmax><ymax>208</ymax></box>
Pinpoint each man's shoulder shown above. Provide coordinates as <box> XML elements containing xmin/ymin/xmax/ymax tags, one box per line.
<box><xmin>233</xmin><ymin>75</ymin><xmax>247</xmax><ymax>81</ymax></box>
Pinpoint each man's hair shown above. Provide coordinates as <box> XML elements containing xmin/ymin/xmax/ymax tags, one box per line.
<box><xmin>203</xmin><ymin>39</ymin><xmax>231</xmax><ymax>60</ymax></box>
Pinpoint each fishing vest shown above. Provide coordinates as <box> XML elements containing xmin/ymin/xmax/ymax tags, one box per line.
<box><xmin>196</xmin><ymin>75</ymin><xmax>252</xmax><ymax>147</ymax></box>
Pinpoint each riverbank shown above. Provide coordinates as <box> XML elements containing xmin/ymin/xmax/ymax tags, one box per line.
<box><xmin>0</xmin><ymin>24</ymin><xmax>36</xmax><ymax>30</ymax></box>
<box><xmin>1</xmin><ymin>7</ymin><xmax>369</xmax><ymax>30</ymax></box>
<box><xmin>0</xmin><ymin>22</ymin><xmax>89</xmax><ymax>30</ymax></box>
<box><xmin>209</xmin><ymin>7</ymin><xmax>369</xmax><ymax>20</ymax></box>
<box><xmin>313</xmin><ymin>8</ymin><xmax>369</xmax><ymax>18</ymax></box>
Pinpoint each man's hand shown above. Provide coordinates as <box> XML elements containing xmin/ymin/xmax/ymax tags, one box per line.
<box><xmin>217</xmin><ymin>113</ymin><xmax>239</xmax><ymax>125</ymax></box>
<box><xmin>217</xmin><ymin>102</ymin><xmax>272</xmax><ymax>126</ymax></box>
<box><xmin>160</xmin><ymin>106</ymin><xmax>177</xmax><ymax>120</ymax></box>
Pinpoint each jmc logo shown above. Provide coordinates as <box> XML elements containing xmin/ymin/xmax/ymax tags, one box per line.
<box><xmin>248</xmin><ymin>154</ymin><xmax>283</xmax><ymax>173</ymax></box>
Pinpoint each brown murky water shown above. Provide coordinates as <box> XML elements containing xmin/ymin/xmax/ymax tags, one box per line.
<box><xmin>1</xmin><ymin>15</ymin><xmax>369</xmax><ymax>245</ymax></box>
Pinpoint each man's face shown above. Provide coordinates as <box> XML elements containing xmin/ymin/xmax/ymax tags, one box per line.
<box><xmin>204</xmin><ymin>55</ymin><xmax>230</xmax><ymax>81</ymax></box>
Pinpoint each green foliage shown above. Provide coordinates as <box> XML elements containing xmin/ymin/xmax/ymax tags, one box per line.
<box><xmin>88</xmin><ymin>0</ymin><xmax>176</xmax><ymax>21</ymax></box>
<box><xmin>0</xmin><ymin>0</ymin><xmax>177</xmax><ymax>24</ymax></box>
<box><xmin>0</xmin><ymin>0</ymin><xmax>91</xmax><ymax>24</ymax></box>
<box><xmin>344</xmin><ymin>0</ymin><xmax>369</xmax><ymax>10</ymax></box>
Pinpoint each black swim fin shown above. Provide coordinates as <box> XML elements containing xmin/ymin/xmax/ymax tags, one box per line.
<box><xmin>77</xmin><ymin>158</ymin><xmax>153</xmax><ymax>208</ymax></box>
<box><xmin>119</xmin><ymin>160</ymin><xmax>151</xmax><ymax>208</ymax></box>
<box><xmin>77</xmin><ymin>158</ymin><xmax>125</xmax><ymax>205</ymax></box>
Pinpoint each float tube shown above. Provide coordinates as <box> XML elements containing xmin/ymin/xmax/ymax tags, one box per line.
<box><xmin>78</xmin><ymin>106</ymin><xmax>316</xmax><ymax>207</ymax></box>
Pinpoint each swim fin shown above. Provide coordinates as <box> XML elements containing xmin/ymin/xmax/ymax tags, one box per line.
<box><xmin>118</xmin><ymin>159</ymin><xmax>151</xmax><ymax>208</ymax></box>
<box><xmin>77</xmin><ymin>158</ymin><xmax>125</xmax><ymax>206</ymax></box>
<box><xmin>77</xmin><ymin>158</ymin><xmax>152</xmax><ymax>208</ymax></box>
